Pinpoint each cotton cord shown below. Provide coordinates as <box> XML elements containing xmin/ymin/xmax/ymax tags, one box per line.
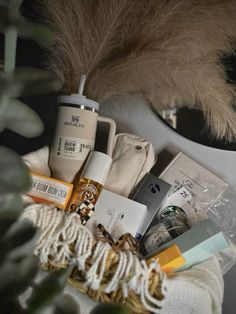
<box><xmin>141</xmin><ymin>261</ymin><xmax>164</xmax><ymax>310</ymax></box>
<box><xmin>86</xmin><ymin>242</ymin><xmax>110</xmax><ymax>290</ymax></box>
<box><xmin>22</xmin><ymin>204</ymin><xmax>166</xmax><ymax>313</ymax></box>
<box><xmin>104</xmin><ymin>251</ymin><xmax>126</xmax><ymax>293</ymax></box>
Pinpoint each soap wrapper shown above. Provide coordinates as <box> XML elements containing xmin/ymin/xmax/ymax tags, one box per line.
<box><xmin>27</xmin><ymin>172</ymin><xmax>73</xmax><ymax>209</ymax></box>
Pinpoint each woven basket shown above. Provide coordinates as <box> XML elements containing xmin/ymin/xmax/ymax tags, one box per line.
<box><xmin>22</xmin><ymin>203</ymin><xmax>168</xmax><ymax>314</ymax></box>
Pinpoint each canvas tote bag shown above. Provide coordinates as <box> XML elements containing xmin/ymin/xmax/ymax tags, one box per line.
<box><xmin>105</xmin><ymin>133</ymin><xmax>156</xmax><ymax>197</ymax></box>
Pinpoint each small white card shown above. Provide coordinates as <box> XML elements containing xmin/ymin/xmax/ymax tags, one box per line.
<box><xmin>86</xmin><ymin>189</ymin><xmax>147</xmax><ymax>241</ymax></box>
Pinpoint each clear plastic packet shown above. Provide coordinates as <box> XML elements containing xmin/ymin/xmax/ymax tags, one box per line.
<box><xmin>207</xmin><ymin>186</ymin><xmax>236</xmax><ymax>244</ymax></box>
<box><xmin>159</xmin><ymin>152</ymin><xmax>229</xmax><ymax>225</ymax></box>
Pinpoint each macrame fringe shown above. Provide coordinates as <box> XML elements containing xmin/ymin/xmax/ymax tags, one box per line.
<box><xmin>22</xmin><ymin>204</ymin><xmax>167</xmax><ymax>313</ymax></box>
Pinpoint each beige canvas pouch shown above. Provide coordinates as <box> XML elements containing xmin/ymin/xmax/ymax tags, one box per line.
<box><xmin>105</xmin><ymin>133</ymin><xmax>156</xmax><ymax>197</ymax></box>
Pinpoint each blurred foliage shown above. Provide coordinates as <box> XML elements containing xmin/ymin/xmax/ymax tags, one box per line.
<box><xmin>91</xmin><ymin>304</ymin><xmax>132</xmax><ymax>314</ymax></box>
<box><xmin>0</xmin><ymin>0</ymin><xmax>79</xmax><ymax>313</ymax></box>
<box><xmin>0</xmin><ymin>1</ymin><xmax>54</xmax><ymax>47</ymax></box>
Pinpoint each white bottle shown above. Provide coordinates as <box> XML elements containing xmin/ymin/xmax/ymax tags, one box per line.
<box><xmin>67</xmin><ymin>151</ymin><xmax>112</xmax><ymax>225</ymax></box>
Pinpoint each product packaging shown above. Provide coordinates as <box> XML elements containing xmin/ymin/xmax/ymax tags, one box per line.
<box><xmin>145</xmin><ymin>219</ymin><xmax>229</xmax><ymax>271</ymax></box>
<box><xmin>132</xmin><ymin>173</ymin><xmax>171</xmax><ymax>240</ymax></box>
<box><xmin>146</xmin><ymin>244</ymin><xmax>185</xmax><ymax>273</ymax></box>
<box><xmin>86</xmin><ymin>189</ymin><xmax>147</xmax><ymax>241</ymax></box>
<box><xmin>27</xmin><ymin>172</ymin><xmax>73</xmax><ymax>209</ymax></box>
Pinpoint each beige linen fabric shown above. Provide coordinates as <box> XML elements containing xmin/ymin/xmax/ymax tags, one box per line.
<box><xmin>105</xmin><ymin>133</ymin><xmax>156</xmax><ymax>197</ymax></box>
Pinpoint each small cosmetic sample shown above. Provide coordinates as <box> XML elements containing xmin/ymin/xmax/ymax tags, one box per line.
<box><xmin>145</xmin><ymin>219</ymin><xmax>229</xmax><ymax>271</ymax></box>
<box><xmin>27</xmin><ymin>173</ymin><xmax>73</xmax><ymax>209</ymax></box>
<box><xmin>146</xmin><ymin>244</ymin><xmax>185</xmax><ymax>273</ymax></box>
<box><xmin>67</xmin><ymin>151</ymin><xmax>112</xmax><ymax>225</ymax></box>
<box><xmin>132</xmin><ymin>173</ymin><xmax>171</xmax><ymax>239</ymax></box>
<box><xmin>86</xmin><ymin>189</ymin><xmax>147</xmax><ymax>241</ymax></box>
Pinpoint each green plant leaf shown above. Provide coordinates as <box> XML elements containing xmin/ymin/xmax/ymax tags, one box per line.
<box><xmin>0</xmin><ymin>68</ymin><xmax>62</xmax><ymax>97</ymax></box>
<box><xmin>0</xmin><ymin>6</ymin><xmax>18</xmax><ymax>31</ymax></box>
<box><xmin>0</xmin><ymin>254</ymin><xmax>38</xmax><ymax>299</ymax></box>
<box><xmin>53</xmin><ymin>294</ymin><xmax>79</xmax><ymax>314</ymax></box>
<box><xmin>8</xmin><ymin>0</ymin><xmax>23</xmax><ymax>16</ymax></box>
<box><xmin>4</xmin><ymin>26</ymin><xmax>17</xmax><ymax>75</ymax></box>
<box><xmin>91</xmin><ymin>304</ymin><xmax>131</xmax><ymax>314</ymax></box>
<box><xmin>0</xmin><ymin>219</ymin><xmax>37</xmax><ymax>259</ymax></box>
<box><xmin>14</xmin><ymin>68</ymin><xmax>62</xmax><ymax>95</ymax></box>
<box><xmin>5</xmin><ymin>99</ymin><xmax>44</xmax><ymax>137</ymax></box>
<box><xmin>27</xmin><ymin>268</ymin><xmax>72</xmax><ymax>313</ymax></box>
<box><xmin>0</xmin><ymin>6</ymin><xmax>53</xmax><ymax>47</ymax></box>
<box><xmin>0</xmin><ymin>81</ymin><xmax>20</xmax><ymax>101</ymax></box>
<box><xmin>0</xmin><ymin>146</ymin><xmax>31</xmax><ymax>194</ymax></box>
<box><xmin>0</xmin><ymin>194</ymin><xmax>23</xmax><ymax>237</ymax></box>
<box><xmin>18</xmin><ymin>19</ymin><xmax>54</xmax><ymax>48</ymax></box>
<box><xmin>0</xmin><ymin>95</ymin><xmax>10</xmax><ymax>131</ymax></box>
<box><xmin>0</xmin><ymin>206</ymin><xmax>22</xmax><ymax>238</ymax></box>
<box><xmin>2</xmin><ymin>219</ymin><xmax>36</xmax><ymax>247</ymax></box>
<box><xmin>0</xmin><ymin>193</ymin><xmax>23</xmax><ymax>211</ymax></box>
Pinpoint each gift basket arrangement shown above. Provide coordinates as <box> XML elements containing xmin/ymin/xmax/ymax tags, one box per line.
<box><xmin>1</xmin><ymin>1</ymin><xmax>236</xmax><ymax>313</ymax></box>
<box><xmin>21</xmin><ymin>122</ymin><xmax>236</xmax><ymax>313</ymax></box>
<box><xmin>21</xmin><ymin>73</ymin><xmax>236</xmax><ymax>312</ymax></box>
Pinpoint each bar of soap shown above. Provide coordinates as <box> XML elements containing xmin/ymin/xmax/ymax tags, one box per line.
<box><xmin>27</xmin><ymin>172</ymin><xmax>73</xmax><ymax>209</ymax></box>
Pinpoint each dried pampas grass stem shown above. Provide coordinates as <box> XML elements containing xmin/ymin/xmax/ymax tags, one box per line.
<box><xmin>41</xmin><ymin>0</ymin><xmax>236</xmax><ymax>140</ymax></box>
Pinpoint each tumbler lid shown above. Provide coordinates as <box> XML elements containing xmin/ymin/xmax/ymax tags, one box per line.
<box><xmin>57</xmin><ymin>74</ymin><xmax>99</xmax><ymax>111</ymax></box>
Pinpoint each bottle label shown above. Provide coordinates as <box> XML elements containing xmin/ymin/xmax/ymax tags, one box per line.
<box><xmin>68</xmin><ymin>182</ymin><xmax>99</xmax><ymax>225</ymax></box>
<box><xmin>51</xmin><ymin>135</ymin><xmax>94</xmax><ymax>161</ymax></box>
<box><xmin>79</xmin><ymin>183</ymin><xmax>98</xmax><ymax>203</ymax></box>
